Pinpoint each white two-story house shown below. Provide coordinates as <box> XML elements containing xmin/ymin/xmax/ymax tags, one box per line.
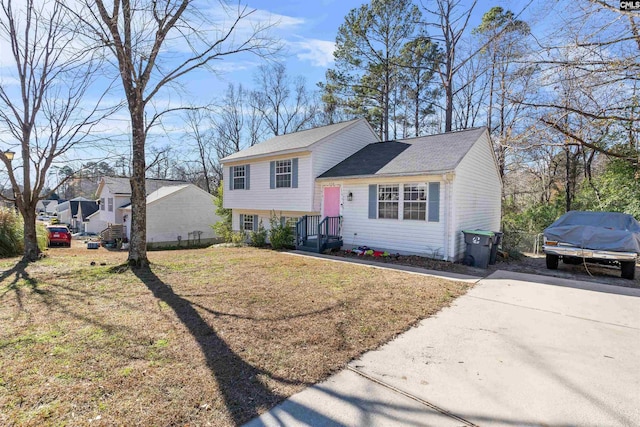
<box><xmin>221</xmin><ymin>119</ymin><xmax>379</xmax><ymax>234</ymax></box>
<box><xmin>222</xmin><ymin>119</ymin><xmax>502</xmax><ymax>261</ymax></box>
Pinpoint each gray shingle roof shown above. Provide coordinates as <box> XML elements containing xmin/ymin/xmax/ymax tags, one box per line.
<box><xmin>319</xmin><ymin>127</ymin><xmax>487</xmax><ymax>179</ymax></box>
<box><xmin>101</xmin><ymin>177</ymin><xmax>189</xmax><ymax>195</ymax></box>
<box><xmin>317</xmin><ymin>142</ymin><xmax>411</xmax><ymax>178</ymax></box>
<box><xmin>221</xmin><ymin>119</ymin><xmax>365</xmax><ymax>162</ymax></box>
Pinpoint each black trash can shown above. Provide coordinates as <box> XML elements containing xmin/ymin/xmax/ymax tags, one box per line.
<box><xmin>462</xmin><ymin>230</ymin><xmax>494</xmax><ymax>269</ymax></box>
<box><xmin>489</xmin><ymin>231</ymin><xmax>504</xmax><ymax>265</ymax></box>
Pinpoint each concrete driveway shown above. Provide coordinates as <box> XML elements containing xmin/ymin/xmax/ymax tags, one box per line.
<box><xmin>245</xmin><ymin>270</ymin><xmax>640</xmax><ymax>427</ymax></box>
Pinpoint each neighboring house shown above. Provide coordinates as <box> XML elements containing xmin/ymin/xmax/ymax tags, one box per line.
<box><xmin>89</xmin><ymin>177</ymin><xmax>220</xmax><ymax>247</ymax></box>
<box><xmin>121</xmin><ymin>184</ymin><xmax>221</xmax><ymax>247</ymax></box>
<box><xmin>87</xmin><ymin>177</ymin><xmax>189</xmax><ymax>234</ymax></box>
<box><xmin>222</xmin><ymin>121</ymin><xmax>501</xmax><ymax>261</ymax></box>
<box><xmin>56</xmin><ymin>197</ymin><xmax>95</xmax><ymax>230</ymax></box>
<box><xmin>75</xmin><ymin>201</ymin><xmax>100</xmax><ymax>232</ymax></box>
<box><xmin>36</xmin><ymin>199</ymin><xmax>59</xmax><ymax>214</ymax></box>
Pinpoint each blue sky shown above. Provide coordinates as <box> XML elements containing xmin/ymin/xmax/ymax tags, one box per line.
<box><xmin>90</xmin><ymin>0</ymin><xmax>547</xmax><ymax>168</ymax></box>
<box><xmin>0</xmin><ymin>0</ymin><xmax>551</xmax><ymax>181</ymax></box>
<box><xmin>178</xmin><ymin>0</ymin><xmax>542</xmax><ymax>106</ymax></box>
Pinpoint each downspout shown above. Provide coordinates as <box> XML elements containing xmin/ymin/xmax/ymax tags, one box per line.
<box><xmin>442</xmin><ymin>173</ymin><xmax>455</xmax><ymax>261</ymax></box>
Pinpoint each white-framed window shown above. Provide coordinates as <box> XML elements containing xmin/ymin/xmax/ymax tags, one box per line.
<box><xmin>285</xmin><ymin>216</ymin><xmax>299</xmax><ymax>232</ymax></box>
<box><xmin>100</xmin><ymin>198</ymin><xmax>105</xmax><ymax>211</ymax></box>
<box><xmin>275</xmin><ymin>159</ymin><xmax>292</xmax><ymax>188</ymax></box>
<box><xmin>233</xmin><ymin>165</ymin><xmax>246</xmax><ymax>190</ymax></box>
<box><xmin>242</xmin><ymin>215</ymin><xmax>254</xmax><ymax>231</ymax></box>
<box><xmin>403</xmin><ymin>184</ymin><xmax>427</xmax><ymax>220</ymax></box>
<box><xmin>378</xmin><ymin>185</ymin><xmax>399</xmax><ymax>219</ymax></box>
<box><xmin>108</xmin><ymin>198</ymin><xmax>113</xmax><ymax>212</ymax></box>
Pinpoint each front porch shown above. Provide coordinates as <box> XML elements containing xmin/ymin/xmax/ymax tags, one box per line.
<box><xmin>295</xmin><ymin>215</ymin><xmax>343</xmax><ymax>253</ymax></box>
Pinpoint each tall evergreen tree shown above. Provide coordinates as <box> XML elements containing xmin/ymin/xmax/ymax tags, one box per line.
<box><xmin>398</xmin><ymin>35</ymin><xmax>441</xmax><ymax>137</ymax></box>
<box><xmin>326</xmin><ymin>0</ymin><xmax>422</xmax><ymax>140</ymax></box>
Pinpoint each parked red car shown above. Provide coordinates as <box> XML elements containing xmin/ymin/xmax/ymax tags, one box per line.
<box><xmin>47</xmin><ymin>225</ymin><xmax>72</xmax><ymax>247</ymax></box>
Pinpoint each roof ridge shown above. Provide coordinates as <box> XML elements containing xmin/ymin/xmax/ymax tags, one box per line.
<box><xmin>395</xmin><ymin>126</ymin><xmax>486</xmax><ymax>143</ymax></box>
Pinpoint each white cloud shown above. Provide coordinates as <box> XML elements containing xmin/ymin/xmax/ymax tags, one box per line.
<box><xmin>288</xmin><ymin>38</ymin><xmax>335</xmax><ymax>68</ymax></box>
<box><xmin>0</xmin><ymin>76</ymin><xmax>21</xmax><ymax>86</ymax></box>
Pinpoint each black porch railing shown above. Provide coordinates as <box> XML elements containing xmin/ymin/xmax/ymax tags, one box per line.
<box><xmin>295</xmin><ymin>215</ymin><xmax>342</xmax><ymax>253</ymax></box>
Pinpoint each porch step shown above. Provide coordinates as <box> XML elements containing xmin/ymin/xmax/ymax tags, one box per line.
<box><xmin>324</xmin><ymin>240</ymin><xmax>343</xmax><ymax>250</ymax></box>
<box><xmin>296</xmin><ymin>240</ymin><xmax>343</xmax><ymax>253</ymax></box>
<box><xmin>297</xmin><ymin>243</ymin><xmax>320</xmax><ymax>253</ymax></box>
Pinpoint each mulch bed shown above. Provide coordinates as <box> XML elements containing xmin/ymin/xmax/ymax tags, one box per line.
<box><xmin>332</xmin><ymin>249</ymin><xmax>481</xmax><ymax>275</ymax></box>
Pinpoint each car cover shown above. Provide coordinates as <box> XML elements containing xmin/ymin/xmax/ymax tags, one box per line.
<box><xmin>544</xmin><ymin>211</ymin><xmax>640</xmax><ymax>254</ymax></box>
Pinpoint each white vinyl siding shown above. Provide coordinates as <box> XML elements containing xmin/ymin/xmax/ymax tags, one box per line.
<box><xmin>95</xmin><ymin>185</ymin><xmax>131</xmax><ymax>225</ymax></box>
<box><xmin>451</xmin><ymin>131</ymin><xmax>502</xmax><ymax>261</ymax></box>
<box><xmin>232</xmin><ymin>210</ymin><xmax>314</xmax><ymax>241</ymax></box>
<box><xmin>125</xmin><ymin>185</ymin><xmax>221</xmax><ymax>245</ymax></box>
<box><xmin>339</xmin><ymin>177</ymin><xmax>446</xmax><ymax>258</ymax></box>
<box><xmin>311</xmin><ymin>121</ymin><xmax>380</xmax><ymax>211</ymax></box>
<box><xmin>224</xmin><ymin>154</ymin><xmax>314</xmax><ymax>212</ymax></box>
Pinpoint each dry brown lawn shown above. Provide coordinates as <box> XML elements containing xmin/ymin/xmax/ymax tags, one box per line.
<box><xmin>0</xmin><ymin>243</ymin><xmax>472</xmax><ymax>426</ymax></box>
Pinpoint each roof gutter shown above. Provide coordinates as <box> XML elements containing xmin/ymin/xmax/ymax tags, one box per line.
<box><xmin>221</xmin><ymin>149</ymin><xmax>312</xmax><ymax>164</ymax></box>
<box><xmin>316</xmin><ymin>169</ymin><xmax>456</xmax><ymax>181</ymax></box>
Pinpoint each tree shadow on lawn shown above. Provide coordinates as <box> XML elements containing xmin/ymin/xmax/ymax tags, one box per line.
<box><xmin>0</xmin><ymin>261</ymin><xmax>45</xmax><ymax>310</ymax></box>
<box><xmin>132</xmin><ymin>266</ymin><xmax>340</xmax><ymax>426</ymax></box>
<box><xmin>0</xmin><ymin>261</ymin><xmax>135</xmax><ymax>341</ymax></box>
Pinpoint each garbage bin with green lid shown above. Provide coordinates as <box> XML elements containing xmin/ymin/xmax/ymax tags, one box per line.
<box><xmin>489</xmin><ymin>231</ymin><xmax>504</xmax><ymax>265</ymax></box>
<box><xmin>462</xmin><ymin>230</ymin><xmax>494</xmax><ymax>269</ymax></box>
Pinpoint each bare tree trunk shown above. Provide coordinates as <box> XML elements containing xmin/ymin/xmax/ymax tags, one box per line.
<box><xmin>384</xmin><ymin>59</ymin><xmax>390</xmax><ymax>141</ymax></box>
<box><xmin>22</xmin><ymin>209</ymin><xmax>38</xmax><ymax>261</ymax></box>
<box><xmin>445</xmin><ymin>82</ymin><xmax>453</xmax><ymax>132</ymax></box>
<box><xmin>21</xmin><ymin>125</ymin><xmax>39</xmax><ymax>261</ymax></box>
<box><xmin>565</xmin><ymin>144</ymin><xmax>571</xmax><ymax>212</ymax></box>
<box><xmin>77</xmin><ymin>0</ymin><xmax>275</xmax><ymax>268</ymax></box>
<box><xmin>128</xmin><ymin>112</ymin><xmax>148</xmax><ymax>267</ymax></box>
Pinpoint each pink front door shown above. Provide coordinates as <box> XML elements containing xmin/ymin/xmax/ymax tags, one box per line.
<box><xmin>323</xmin><ymin>186</ymin><xmax>341</xmax><ymax>217</ymax></box>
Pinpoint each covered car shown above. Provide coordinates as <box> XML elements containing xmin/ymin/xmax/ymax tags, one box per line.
<box><xmin>543</xmin><ymin>211</ymin><xmax>640</xmax><ymax>280</ymax></box>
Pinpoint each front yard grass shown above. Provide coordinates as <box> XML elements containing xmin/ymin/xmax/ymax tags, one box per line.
<box><xmin>0</xmin><ymin>246</ymin><xmax>471</xmax><ymax>426</ymax></box>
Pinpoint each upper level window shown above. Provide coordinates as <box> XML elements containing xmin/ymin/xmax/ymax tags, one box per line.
<box><xmin>100</xmin><ymin>198</ymin><xmax>105</xmax><ymax>211</ymax></box>
<box><xmin>403</xmin><ymin>184</ymin><xmax>426</xmax><ymax>220</ymax></box>
<box><xmin>378</xmin><ymin>185</ymin><xmax>399</xmax><ymax>219</ymax></box>
<box><xmin>275</xmin><ymin>159</ymin><xmax>292</xmax><ymax>188</ymax></box>
<box><xmin>233</xmin><ymin>166</ymin><xmax>246</xmax><ymax>190</ymax></box>
<box><xmin>107</xmin><ymin>198</ymin><xmax>113</xmax><ymax>212</ymax></box>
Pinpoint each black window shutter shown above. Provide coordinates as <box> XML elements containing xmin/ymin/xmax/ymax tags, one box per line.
<box><xmin>253</xmin><ymin>215</ymin><xmax>258</xmax><ymax>231</ymax></box>
<box><xmin>229</xmin><ymin>166</ymin><xmax>234</xmax><ymax>191</ymax></box>
<box><xmin>245</xmin><ymin>164</ymin><xmax>250</xmax><ymax>190</ymax></box>
<box><xmin>239</xmin><ymin>214</ymin><xmax>244</xmax><ymax>230</ymax></box>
